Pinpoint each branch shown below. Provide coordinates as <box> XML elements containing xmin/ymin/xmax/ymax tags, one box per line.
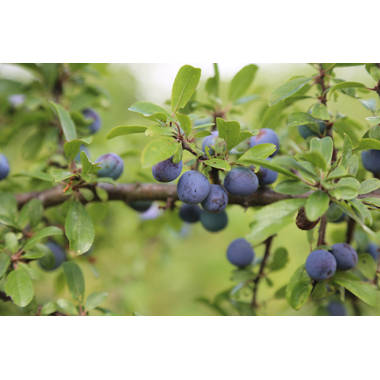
<box><xmin>16</xmin><ymin>183</ymin><xmax>295</xmax><ymax>209</ymax></box>
<box><xmin>317</xmin><ymin>215</ymin><xmax>327</xmax><ymax>246</ymax></box>
<box><xmin>345</xmin><ymin>218</ymin><xmax>356</xmax><ymax>244</ymax></box>
<box><xmin>251</xmin><ymin>235</ymin><xmax>274</xmax><ymax>308</ymax></box>
<box><xmin>15</xmin><ymin>183</ymin><xmax>380</xmax><ymax>210</ymax></box>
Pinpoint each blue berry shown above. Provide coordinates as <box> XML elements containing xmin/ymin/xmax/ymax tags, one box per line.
<box><xmin>305</xmin><ymin>249</ymin><xmax>337</xmax><ymax>281</ymax></box>
<box><xmin>330</xmin><ymin>243</ymin><xmax>358</xmax><ymax>271</ymax></box>
<box><xmin>224</xmin><ymin>167</ymin><xmax>258</xmax><ymax>196</ymax></box>
<box><xmin>152</xmin><ymin>157</ymin><xmax>183</xmax><ymax>182</ymax></box>
<box><xmin>96</xmin><ymin>153</ymin><xmax>124</xmax><ymax>180</ymax></box>
<box><xmin>0</xmin><ymin>154</ymin><xmax>10</xmax><ymax>180</ymax></box>
<box><xmin>179</xmin><ymin>204</ymin><xmax>201</xmax><ymax>223</ymax></box>
<box><xmin>226</xmin><ymin>238</ymin><xmax>255</xmax><ymax>268</ymax></box>
<box><xmin>177</xmin><ymin>171</ymin><xmax>211</xmax><ymax>204</ymax></box>
<box><xmin>362</xmin><ymin>150</ymin><xmax>380</xmax><ymax>176</ymax></box>
<box><xmin>200</xmin><ymin>210</ymin><xmax>228</xmax><ymax>232</ymax></box>
<box><xmin>201</xmin><ymin>184</ymin><xmax>228</xmax><ymax>213</ymax></box>
<box><xmin>39</xmin><ymin>242</ymin><xmax>66</xmax><ymax>271</ymax></box>
<box><xmin>250</xmin><ymin>128</ymin><xmax>279</xmax><ymax>157</ymax></box>
<box><xmin>82</xmin><ymin>108</ymin><xmax>101</xmax><ymax>134</ymax></box>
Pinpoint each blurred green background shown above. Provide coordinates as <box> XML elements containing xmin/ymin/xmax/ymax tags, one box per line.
<box><xmin>0</xmin><ymin>63</ymin><xmax>379</xmax><ymax>315</ymax></box>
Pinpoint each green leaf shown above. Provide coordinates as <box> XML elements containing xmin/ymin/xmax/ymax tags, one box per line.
<box><xmin>238</xmin><ymin>143</ymin><xmax>277</xmax><ymax>162</ymax></box>
<box><xmin>0</xmin><ymin>193</ymin><xmax>18</xmax><ymax>218</ymax></box>
<box><xmin>330</xmin><ymin>178</ymin><xmax>360</xmax><ymax>200</ymax></box>
<box><xmin>41</xmin><ymin>302</ymin><xmax>57</xmax><ymax>316</ymax></box>
<box><xmin>228</xmin><ymin>64</ymin><xmax>258</xmax><ymax>101</ymax></box>
<box><xmin>49</xmin><ymin>101</ymin><xmax>77</xmax><ymax>141</ymax></box>
<box><xmin>359</xmin><ymin>178</ymin><xmax>380</xmax><ymax>195</ymax></box>
<box><xmin>128</xmin><ymin>102</ymin><xmax>168</xmax><ymax>122</ymax></box>
<box><xmin>311</xmin><ymin>137</ymin><xmax>333</xmax><ymax>167</ymax></box>
<box><xmin>369</xmin><ymin>125</ymin><xmax>380</xmax><ymax>139</ymax></box>
<box><xmin>305</xmin><ymin>190</ymin><xmax>329</xmax><ymax>221</ymax></box>
<box><xmin>65</xmin><ymin>200</ymin><xmax>95</xmax><ymax>255</ymax></box>
<box><xmin>270</xmin><ymin>77</ymin><xmax>312</xmax><ymax>105</ymax></box>
<box><xmin>275</xmin><ymin>180</ymin><xmax>311</xmax><ymax>195</ymax></box>
<box><xmin>107</xmin><ymin>125</ymin><xmax>148</xmax><ymax>140</ymax></box>
<box><xmin>312</xmin><ymin>282</ymin><xmax>327</xmax><ymax>300</ymax></box>
<box><xmin>276</xmin><ymin>156</ymin><xmax>318</xmax><ymax>181</ymax></box>
<box><xmin>247</xmin><ymin>199</ymin><xmax>305</xmax><ymax>245</ymax></box>
<box><xmin>24</xmin><ymin>226</ymin><xmax>63</xmax><ymax>250</ymax></box>
<box><xmin>310</xmin><ymin>103</ymin><xmax>329</xmax><ymax>120</ymax></box>
<box><xmin>233</xmin><ymin>94</ymin><xmax>260</xmax><ymax>105</ymax></box>
<box><xmin>18</xmin><ymin>199</ymin><xmax>43</xmax><ymax>229</ymax></box>
<box><xmin>328</xmin><ymin>81</ymin><xmax>366</xmax><ymax>98</ymax></box>
<box><xmin>286</xmin><ymin>266</ymin><xmax>312</xmax><ymax>310</ymax></box>
<box><xmin>5</xmin><ymin>232</ymin><xmax>19</xmax><ymax>253</ymax></box>
<box><xmin>144</xmin><ymin>125</ymin><xmax>174</xmax><ymax>137</ymax></box>
<box><xmin>333</xmin><ymin>272</ymin><xmax>377</xmax><ymax>306</ymax></box>
<box><xmin>0</xmin><ymin>215</ymin><xmax>19</xmax><ymax>229</ymax></box>
<box><xmin>287</xmin><ymin>112</ymin><xmax>320</xmax><ymax>128</ymax></box>
<box><xmin>0</xmin><ymin>253</ymin><xmax>10</xmax><ymax>279</ymax></box>
<box><xmin>362</xmin><ymin>197</ymin><xmax>380</xmax><ymax>208</ymax></box>
<box><xmin>366</xmin><ymin>64</ymin><xmax>380</xmax><ymax>82</ymax></box>
<box><xmin>63</xmin><ymin>138</ymin><xmax>91</xmax><ymax>161</ymax></box>
<box><xmin>4</xmin><ymin>267</ymin><xmax>34</xmax><ymax>307</ymax></box>
<box><xmin>238</xmin><ymin>157</ymin><xmax>299</xmax><ymax>180</ymax></box>
<box><xmin>354</xmin><ymin>138</ymin><xmax>380</xmax><ymax>151</ymax></box>
<box><xmin>171</xmin><ymin>65</ymin><xmax>201</xmax><ymax>112</ymax></box>
<box><xmin>80</xmin><ymin>151</ymin><xmax>98</xmax><ymax>177</ymax></box>
<box><xmin>176</xmin><ymin>113</ymin><xmax>192</xmax><ymax>136</ymax></box>
<box><xmin>14</xmin><ymin>170</ymin><xmax>54</xmax><ymax>183</ymax></box>
<box><xmin>333</xmin><ymin>117</ymin><xmax>361</xmax><ymax>146</ymax></box>
<box><xmin>269</xmin><ymin>247</ymin><xmax>288</xmax><ymax>271</ymax></box>
<box><xmin>63</xmin><ymin>261</ymin><xmax>85</xmax><ymax>301</ymax></box>
<box><xmin>216</xmin><ymin>118</ymin><xmax>241</xmax><ymax>150</ymax></box>
<box><xmin>342</xmin><ymin>134</ymin><xmax>353</xmax><ymax>168</ymax></box>
<box><xmin>141</xmin><ymin>138</ymin><xmax>180</xmax><ymax>168</ymax></box>
<box><xmin>57</xmin><ymin>298</ymin><xmax>77</xmax><ymax>315</ymax></box>
<box><xmin>85</xmin><ymin>291</ymin><xmax>108</xmax><ymax>311</ymax></box>
<box><xmin>23</xmin><ymin>244</ymin><xmax>49</xmax><ymax>260</ymax></box>
<box><xmin>205</xmin><ymin>63</ymin><xmax>219</xmax><ymax>97</ymax></box>
<box><xmin>357</xmin><ymin>254</ymin><xmax>377</xmax><ymax>279</ymax></box>
<box><xmin>298</xmin><ymin>151</ymin><xmax>327</xmax><ymax>171</ymax></box>
<box><xmin>203</xmin><ymin>158</ymin><xmax>231</xmax><ymax>171</ymax></box>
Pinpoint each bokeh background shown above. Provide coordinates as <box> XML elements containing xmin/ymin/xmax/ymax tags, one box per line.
<box><xmin>0</xmin><ymin>63</ymin><xmax>378</xmax><ymax>315</ymax></box>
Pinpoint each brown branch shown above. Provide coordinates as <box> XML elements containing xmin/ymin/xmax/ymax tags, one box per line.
<box><xmin>15</xmin><ymin>183</ymin><xmax>380</xmax><ymax>210</ymax></box>
<box><xmin>251</xmin><ymin>236</ymin><xmax>274</xmax><ymax>308</ymax></box>
<box><xmin>15</xmin><ymin>183</ymin><xmax>293</xmax><ymax>209</ymax></box>
<box><xmin>345</xmin><ymin>218</ymin><xmax>356</xmax><ymax>244</ymax></box>
<box><xmin>317</xmin><ymin>215</ymin><xmax>327</xmax><ymax>246</ymax></box>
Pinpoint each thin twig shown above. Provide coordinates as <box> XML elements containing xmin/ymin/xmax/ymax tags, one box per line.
<box><xmin>317</xmin><ymin>215</ymin><xmax>327</xmax><ymax>246</ymax></box>
<box><xmin>345</xmin><ymin>218</ymin><xmax>356</xmax><ymax>244</ymax></box>
<box><xmin>251</xmin><ymin>236</ymin><xmax>274</xmax><ymax>308</ymax></box>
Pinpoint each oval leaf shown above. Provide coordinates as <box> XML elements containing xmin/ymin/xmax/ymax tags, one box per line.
<box><xmin>141</xmin><ymin>138</ymin><xmax>180</xmax><ymax>168</ymax></box>
<box><xmin>4</xmin><ymin>267</ymin><xmax>34</xmax><ymax>307</ymax></box>
<box><xmin>63</xmin><ymin>261</ymin><xmax>85</xmax><ymax>301</ymax></box>
<box><xmin>305</xmin><ymin>190</ymin><xmax>329</xmax><ymax>221</ymax></box>
<box><xmin>171</xmin><ymin>65</ymin><xmax>201</xmax><ymax>112</ymax></box>
<box><xmin>107</xmin><ymin>125</ymin><xmax>148</xmax><ymax>140</ymax></box>
<box><xmin>65</xmin><ymin>200</ymin><xmax>95</xmax><ymax>255</ymax></box>
<box><xmin>49</xmin><ymin>101</ymin><xmax>77</xmax><ymax>141</ymax></box>
<box><xmin>228</xmin><ymin>64</ymin><xmax>258</xmax><ymax>101</ymax></box>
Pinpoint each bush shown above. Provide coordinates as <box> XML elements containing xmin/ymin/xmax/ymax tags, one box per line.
<box><xmin>0</xmin><ymin>63</ymin><xmax>379</xmax><ymax>316</ymax></box>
